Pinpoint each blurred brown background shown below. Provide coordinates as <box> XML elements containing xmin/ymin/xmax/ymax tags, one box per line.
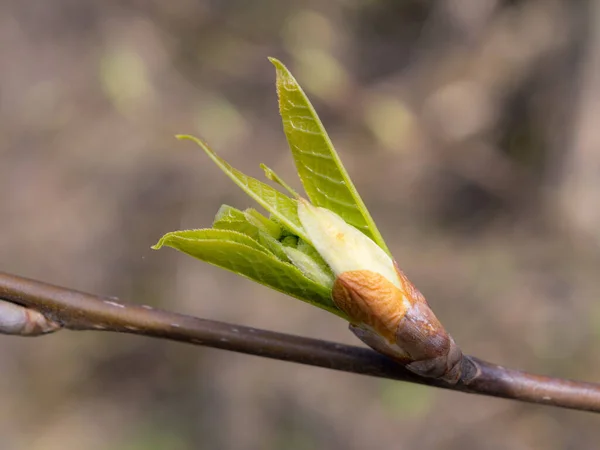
<box><xmin>2</xmin><ymin>0</ymin><xmax>600</xmax><ymax>449</ymax></box>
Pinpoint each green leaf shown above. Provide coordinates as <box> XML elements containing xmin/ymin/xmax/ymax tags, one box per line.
<box><xmin>213</xmin><ymin>204</ymin><xmax>246</xmax><ymax>223</ymax></box>
<box><xmin>243</xmin><ymin>208</ymin><xmax>282</xmax><ymax>239</ymax></box>
<box><xmin>154</xmin><ymin>228</ymin><xmax>271</xmax><ymax>256</ymax></box>
<box><xmin>213</xmin><ymin>205</ymin><xmax>260</xmax><ymax>240</ymax></box>
<box><xmin>257</xmin><ymin>231</ymin><xmax>290</xmax><ymax>262</ymax></box>
<box><xmin>282</xmin><ymin>246</ymin><xmax>334</xmax><ymax>288</ymax></box>
<box><xmin>281</xmin><ymin>235</ymin><xmax>299</xmax><ymax>248</ymax></box>
<box><xmin>176</xmin><ymin>134</ymin><xmax>310</xmax><ymax>243</ymax></box>
<box><xmin>153</xmin><ymin>229</ymin><xmax>345</xmax><ymax>318</ymax></box>
<box><xmin>297</xmin><ymin>239</ymin><xmax>333</xmax><ymax>279</ymax></box>
<box><xmin>269</xmin><ymin>58</ymin><xmax>390</xmax><ymax>255</ymax></box>
<box><xmin>260</xmin><ymin>163</ymin><xmax>299</xmax><ymax>198</ymax></box>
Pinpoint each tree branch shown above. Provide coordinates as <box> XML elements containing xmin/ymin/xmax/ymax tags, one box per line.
<box><xmin>0</xmin><ymin>271</ymin><xmax>599</xmax><ymax>413</ymax></box>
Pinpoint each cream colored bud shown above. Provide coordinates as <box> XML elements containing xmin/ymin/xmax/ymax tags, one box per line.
<box><xmin>297</xmin><ymin>199</ymin><xmax>465</xmax><ymax>383</ymax></box>
<box><xmin>0</xmin><ymin>300</ymin><xmax>61</xmax><ymax>336</ymax></box>
<box><xmin>297</xmin><ymin>199</ymin><xmax>401</xmax><ymax>289</ymax></box>
<box><xmin>297</xmin><ymin>198</ymin><xmax>411</xmax><ymax>339</ymax></box>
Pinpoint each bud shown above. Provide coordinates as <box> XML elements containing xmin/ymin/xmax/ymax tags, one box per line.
<box><xmin>297</xmin><ymin>199</ymin><xmax>402</xmax><ymax>291</ymax></box>
<box><xmin>297</xmin><ymin>199</ymin><xmax>465</xmax><ymax>383</ymax></box>
<box><xmin>0</xmin><ymin>300</ymin><xmax>61</xmax><ymax>336</ymax></box>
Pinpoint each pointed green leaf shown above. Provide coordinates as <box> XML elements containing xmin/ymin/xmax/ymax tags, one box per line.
<box><xmin>243</xmin><ymin>208</ymin><xmax>282</xmax><ymax>239</ymax></box>
<box><xmin>153</xmin><ymin>229</ymin><xmax>346</xmax><ymax>318</ymax></box>
<box><xmin>297</xmin><ymin>239</ymin><xmax>334</xmax><ymax>280</ymax></box>
<box><xmin>282</xmin><ymin>246</ymin><xmax>334</xmax><ymax>288</ymax></box>
<box><xmin>281</xmin><ymin>235</ymin><xmax>299</xmax><ymax>248</ymax></box>
<box><xmin>177</xmin><ymin>134</ymin><xmax>311</xmax><ymax>243</ymax></box>
<box><xmin>214</xmin><ymin>204</ymin><xmax>243</xmax><ymax>223</ymax></box>
<box><xmin>213</xmin><ymin>205</ymin><xmax>260</xmax><ymax>240</ymax></box>
<box><xmin>269</xmin><ymin>58</ymin><xmax>390</xmax><ymax>255</ymax></box>
<box><xmin>257</xmin><ymin>231</ymin><xmax>290</xmax><ymax>262</ymax></box>
<box><xmin>154</xmin><ymin>228</ymin><xmax>271</xmax><ymax>256</ymax></box>
<box><xmin>260</xmin><ymin>163</ymin><xmax>299</xmax><ymax>198</ymax></box>
<box><xmin>212</xmin><ymin>205</ymin><xmax>290</xmax><ymax>263</ymax></box>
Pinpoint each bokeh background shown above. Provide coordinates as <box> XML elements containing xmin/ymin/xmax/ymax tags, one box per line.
<box><xmin>2</xmin><ymin>0</ymin><xmax>600</xmax><ymax>449</ymax></box>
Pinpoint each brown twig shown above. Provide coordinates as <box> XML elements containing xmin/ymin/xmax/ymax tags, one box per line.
<box><xmin>0</xmin><ymin>271</ymin><xmax>599</xmax><ymax>413</ymax></box>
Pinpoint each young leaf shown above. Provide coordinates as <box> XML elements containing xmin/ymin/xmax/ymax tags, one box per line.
<box><xmin>257</xmin><ymin>231</ymin><xmax>290</xmax><ymax>262</ymax></box>
<box><xmin>296</xmin><ymin>239</ymin><xmax>333</xmax><ymax>280</ymax></box>
<box><xmin>280</xmin><ymin>235</ymin><xmax>299</xmax><ymax>248</ymax></box>
<box><xmin>153</xmin><ymin>229</ymin><xmax>346</xmax><ymax>318</ymax></box>
<box><xmin>269</xmin><ymin>58</ymin><xmax>390</xmax><ymax>255</ymax></box>
<box><xmin>243</xmin><ymin>208</ymin><xmax>282</xmax><ymax>239</ymax></box>
<box><xmin>176</xmin><ymin>134</ymin><xmax>311</xmax><ymax>243</ymax></box>
<box><xmin>154</xmin><ymin>228</ymin><xmax>271</xmax><ymax>257</ymax></box>
<box><xmin>213</xmin><ymin>205</ymin><xmax>260</xmax><ymax>240</ymax></box>
<box><xmin>260</xmin><ymin>163</ymin><xmax>299</xmax><ymax>198</ymax></box>
<box><xmin>282</xmin><ymin>246</ymin><xmax>334</xmax><ymax>288</ymax></box>
<box><xmin>201</xmin><ymin>205</ymin><xmax>291</xmax><ymax>262</ymax></box>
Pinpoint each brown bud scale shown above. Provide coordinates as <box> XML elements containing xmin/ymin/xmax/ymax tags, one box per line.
<box><xmin>332</xmin><ymin>265</ymin><xmax>465</xmax><ymax>384</ymax></box>
<box><xmin>332</xmin><ymin>270</ymin><xmax>408</xmax><ymax>343</ymax></box>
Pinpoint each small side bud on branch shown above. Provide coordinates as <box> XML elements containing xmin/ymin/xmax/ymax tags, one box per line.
<box><xmin>0</xmin><ymin>300</ymin><xmax>61</xmax><ymax>336</ymax></box>
<box><xmin>298</xmin><ymin>199</ymin><xmax>464</xmax><ymax>384</ymax></box>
